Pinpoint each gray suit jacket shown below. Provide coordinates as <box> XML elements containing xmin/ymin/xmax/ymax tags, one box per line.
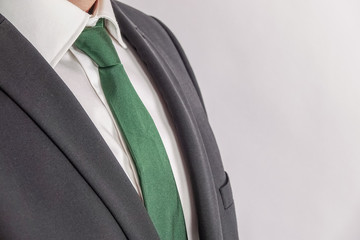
<box><xmin>0</xmin><ymin>1</ymin><xmax>238</xmax><ymax>239</ymax></box>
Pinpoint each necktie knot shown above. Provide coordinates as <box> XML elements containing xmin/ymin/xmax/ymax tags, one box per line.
<box><xmin>74</xmin><ymin>18</ymin><xmax>120</xmax><ymax>68</ymax></box>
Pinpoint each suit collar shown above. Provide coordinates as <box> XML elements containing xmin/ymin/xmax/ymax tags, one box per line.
<box><xmin>0</xmin><ymin>1</ymin><xmax>224</xmax><ymax>238</ymax></box>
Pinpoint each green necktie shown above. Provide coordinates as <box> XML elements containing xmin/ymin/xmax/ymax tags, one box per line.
<box><xmin>74</xmin><ymin>19</ymin><xmax>187</xmax><ymax>240</ymax></box>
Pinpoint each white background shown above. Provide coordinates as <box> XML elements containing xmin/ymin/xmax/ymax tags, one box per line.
<box><xmin>121</xmin><ymin>0</ymin><xmax>360</xmax><ymax>239</ymax></box>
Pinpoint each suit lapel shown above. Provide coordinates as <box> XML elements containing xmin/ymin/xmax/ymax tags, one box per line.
<box><xmin>0</xmin><ymin>16</ymin><xmax>159</xmax><ymax>240</ymax></box>
<box><xmin>111</xmin><ymin>2</ymin><xmax>223</xmax><ymax>239</ymax></box>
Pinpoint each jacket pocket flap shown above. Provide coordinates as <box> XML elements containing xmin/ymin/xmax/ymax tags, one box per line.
<box><xmin>219</xmin><ymin>172</ymin><xmax>234</xmax><ymax>209</ymax></box>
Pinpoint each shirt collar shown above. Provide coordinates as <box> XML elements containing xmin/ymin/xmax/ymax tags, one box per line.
<box><xmin>0</xmin><ymin>0</ymin><xmax>127</xmax><ymax>68</ymax></box>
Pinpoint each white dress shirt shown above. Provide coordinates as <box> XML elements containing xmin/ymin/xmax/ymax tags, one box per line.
<box><xmin>0</xmin><ymin>0</ymin><xmax>198</xmax><ymax>238</ymax></box>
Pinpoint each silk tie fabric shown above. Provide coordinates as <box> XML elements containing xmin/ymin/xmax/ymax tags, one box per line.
<box><xmin>74</xmin><ymin>18</ymin><xmax>187</xmax><ymax>240</ymax></box>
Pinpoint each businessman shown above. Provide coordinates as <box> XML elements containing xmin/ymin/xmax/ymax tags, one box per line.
<box><xmin>0</xmin><ymin>0</ymin><xmax>238</xmax><ymax>239</ymax></box>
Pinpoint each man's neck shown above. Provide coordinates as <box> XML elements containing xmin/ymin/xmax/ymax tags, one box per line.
<box><xmin>68</xmin><ymin>0</ymin><xmax>97</xmax><ymax>13</ymax></box>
